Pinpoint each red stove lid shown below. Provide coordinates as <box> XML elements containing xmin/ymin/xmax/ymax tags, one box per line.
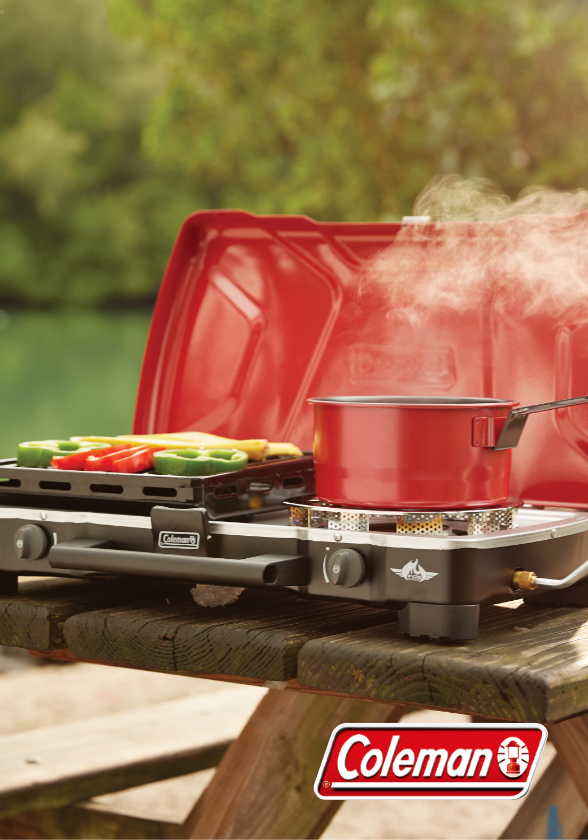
<box><xmin>134</xmin><ymin>209</ymin><xmax>588</xmax><ymax>509</ymax></box>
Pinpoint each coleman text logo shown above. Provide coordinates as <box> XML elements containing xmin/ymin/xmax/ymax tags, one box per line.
<box><xmin>315</xmin><ymin>724</ymin><xmax>546</xmax><ymax>800</ymax></box>
<box><xmin>158</xmin><ymin>531</ymin><xmax>200</xmax><ymax>549</ymax></box>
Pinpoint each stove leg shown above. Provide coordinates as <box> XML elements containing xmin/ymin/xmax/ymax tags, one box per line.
<box><xmin>397</xmin><ymin>602</ymin><xmax>479</xmax><ymax>641</ymax></box>
<box><xmin>0</xmin><ymin>572</ymin><xmax>18</xmax><ymax>596</ymax></box>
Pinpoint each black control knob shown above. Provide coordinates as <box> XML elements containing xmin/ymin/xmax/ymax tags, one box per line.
<box><xmin>327</xmin><ymin>548</ymin><xmax>365</xmax><ymax>588</ymax></box>
<box><xmin>15</xmin><ymin>525</ymin><xmax>48</xmax><ymax>561</ymax></box>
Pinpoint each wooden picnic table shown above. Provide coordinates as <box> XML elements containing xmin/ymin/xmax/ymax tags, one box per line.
<box><xmin>1</xmin><ymin>573</ymin><xmax>588</xmax><ymax>839</ymax></box>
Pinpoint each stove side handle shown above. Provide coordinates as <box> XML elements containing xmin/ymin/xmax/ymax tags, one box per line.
<box><xmin>48</xmin><ymin>538</ymin><xmax>310</xmax><ymax>588</ymax></box>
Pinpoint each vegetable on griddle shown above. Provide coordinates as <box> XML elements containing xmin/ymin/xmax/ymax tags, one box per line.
<box><xmin>72</xmin><ymin>433</ymin><xmax>303</xmax><ymax>461</ymax></box>
<box><xmin>17</xmin><ymin>440</ymin><xmax>108</xmax><ymax>468</ymax></box>
<box><xmin>153</xmin><ymin>448</ymin><xmax>248</xmax><ymax>476</ymax></box>
<box><xmin>52</xmin><ymin>444</ymin><xmax>129</xmax><ymax>470</ymax></box>
<box><xmin>83</xmin><ymin>444</ymin><xmax>167</xmax><ymax>473</ymax></box>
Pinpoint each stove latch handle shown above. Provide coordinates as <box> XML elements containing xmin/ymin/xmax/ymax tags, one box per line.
<box><xmin>151</xmin><ymin>506</ymin><xmax>209</xmax><ymax>557</ymax></box>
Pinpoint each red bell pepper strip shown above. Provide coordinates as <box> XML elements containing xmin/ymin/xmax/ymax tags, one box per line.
<box><xmin>85</xmin><ymin>445</ymin><xmax>166</xmax><ymax>473</ymax></box>
<box><xmin>111</xmin><ymin>445</ymin><xmax>166</xmax><ymax>473</ymax></box>
<box><xmin>51</xmin><ymin>444</ymin><xmax>126</xmax><ymax>471</ymax></box>
<box><xmin>84</xmin><ymin>445</ymin><xmax>137</xmax><ymax>471</ymax></box>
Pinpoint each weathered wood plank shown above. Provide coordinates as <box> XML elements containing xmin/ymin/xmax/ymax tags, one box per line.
<box><xmin>548</xmin><ymin>715</ymin><xmax>588</xmax><ymax>809</ymax></box>
<box><xmin>63</xmin><ymin>588</ymin><xmax>394</xmax><ymax>682</ymax></box>
<box><xmin>11</xmin><ymin>580</ymin><xmax>588</xmax><ymax>722</ymax></box>
<box><xmin>297</xmin><ymin>602</ymin><xmax>588</xmax><ymax>722</ymax></box>
<box><xmin>0</xmin><ymin>578</ymin><xmax>194</xmax><ymax>651</ymax></box>
<box><xmin>500</xmin><ymin>754</ymin><xmax>588</xmax><ymax>840</ymax></box>
<box><xmin>0</xmin><ymin>802</ymin><xmax>179</xmax><ymax>840</ymax></box>
<box><xmin>0</xmin><ymin>686</ymin><xmax>261</xmax><ymax>820</ymax></box>
<box><xmin>180</xmin><ymin>688</ymin><xmax>405</xmax><ymax>839</ymax></box>
<box><xmin>33</xmin><ymin>648</ymin><xmax>523</xmax><ymax>718</ymax></box>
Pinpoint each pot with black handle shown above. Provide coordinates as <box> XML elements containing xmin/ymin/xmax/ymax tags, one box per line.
<box><xmin>308</xmin><ymin>395</ymin><xmax>588</xmax><ymax>510</ymax></box>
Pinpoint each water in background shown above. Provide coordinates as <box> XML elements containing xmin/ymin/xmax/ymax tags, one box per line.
<box><xmin>0</xmin><ymin>309</ymin><xmax>152</xmax><ymax>458</ymax></box>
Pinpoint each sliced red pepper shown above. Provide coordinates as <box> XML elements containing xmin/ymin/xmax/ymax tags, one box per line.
<box><xmin>51</xmin><ymin>444</ymin><xmax>124</xmax><ymax>471</ymax></box>
<box><xmin>84</xmin><ymin>445</ymin><xmax>137</xmax><ymax>471</ymax></box>
<box><xmin>111</xmin><ymin>445</ymin><xmax>165</xmax><ymax>473</ymax></box>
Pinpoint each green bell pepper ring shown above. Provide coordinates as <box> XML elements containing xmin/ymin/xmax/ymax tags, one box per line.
<box><xmin>153</xmin><ymin>448</ymin><xmax>249</xmax><ymax>477</ymax></box>
<box><xmin>17</xmin><ymin>440</ymin><xmax>109</xmax><ymax>468</ymax></box>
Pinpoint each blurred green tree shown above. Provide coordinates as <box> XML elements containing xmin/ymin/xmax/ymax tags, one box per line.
<box><xmin>3</xmin><ymin>0</ymin><xmax>588</xmax><ymax>305</ymax></box>
<box><xmin>0</xmin><ymin>0</ymin><xmax>198</xmax><ymax>305</ymax></box>
<box><xmin>111</xmin><ymin>0</ymin><xmax>588</xmax><ymax>222</ymax></box>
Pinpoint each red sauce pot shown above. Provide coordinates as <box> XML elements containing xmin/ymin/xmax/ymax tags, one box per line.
<box><xmin>309</xmin><ymin>396</ymin><xmax>520</xmax><ymax>510</ymax></box>
<box><xmin>309</xmin><ymin>394</ymin><xmax>588</xmax><ymax>509</ymax></box>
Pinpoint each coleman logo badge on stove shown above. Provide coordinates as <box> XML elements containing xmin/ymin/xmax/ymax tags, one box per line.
<box><xmin>315</xmin><ymin>724</ymin><xmax>547</xmax><ymax>800</ymax></box>
<box><xmin>158</xmin><ymin>531</ymin><xmax>200</xmax><ymax>549</ymax></box>
<box><xmin>390</xmin><ymin>559</ymin><xmax>438</xmax><ymax>582</ymax></box>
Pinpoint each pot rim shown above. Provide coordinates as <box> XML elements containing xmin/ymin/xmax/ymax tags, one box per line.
<box><xmin>308</xmin><ymin>395</ymin><xmax>520</xmax><ymax>409</ymax></box>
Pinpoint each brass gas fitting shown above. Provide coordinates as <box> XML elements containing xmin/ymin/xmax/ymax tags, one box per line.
<box><xmin>512</xmin><ymin>570</ymin><xmax>537</xmax><ymax>591</ymax></box>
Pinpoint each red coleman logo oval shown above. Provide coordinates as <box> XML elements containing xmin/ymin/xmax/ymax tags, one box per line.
<box><xmin>315</xmin><ymin>724</ymin><xmax>546</xmax><ymax>800</ymax></box>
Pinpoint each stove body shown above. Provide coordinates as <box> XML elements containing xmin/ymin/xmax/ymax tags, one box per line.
<box><xmin>1</xmin><ymin>463</ymin><xmax>587</xmax><ymax>639</ymax></box>
<box><xmin>3</xmin><ymin>210</ymin><xmax>588</xmax><ymax>641</ymax></box>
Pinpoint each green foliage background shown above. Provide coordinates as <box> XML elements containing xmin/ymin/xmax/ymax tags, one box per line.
<box><xmin>3</xmin><ymin>0</ymin><xmax>588</xmax><ymax>305</ymax></box>
<box><xmin>0</xmin><ymin>0</ymin><xmax>196</xmax><ymax>305</ymax></box>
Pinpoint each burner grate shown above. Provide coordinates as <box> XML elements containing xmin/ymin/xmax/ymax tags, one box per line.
<box><xmin>466</xmin><ymin>508</ymin><xmax>518</xmax><ymax>535</ymax></box>
<box><xmin>289</xmin><ymin>507</ymin><xmax>330</xmax><ymax>528</ymax></box>
<box><xmin>327</xmin><ymin>510</ymin><xmax>370</xmax><ymax>532</ymax></box>
<box><xmin>397</xmin><ymin>514</ymin><xmax>443</xmax><ymax>534</ymax></box>
<box><xmin>289</xmin><ymin>506</ymin><xmax>309</xmax><ymax>527</ymax></box>
<box><xmin>287</xmin><ymin>500</ymin><xmax>519</xmax><ymax>535</ymax></box>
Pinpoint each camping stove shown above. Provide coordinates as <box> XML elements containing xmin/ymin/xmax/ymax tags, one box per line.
<box><xmin>5</xmin><ymin>210</ymin><xmax>588</xmax><ymax>642</ymax></box>
<box><xmin>2</xmin><ymin>475</ymin><xmax>588</xmax><ymax>640</ymax></box>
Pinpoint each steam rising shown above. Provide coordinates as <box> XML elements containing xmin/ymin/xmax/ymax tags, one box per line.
<box><xmin>360</xmin><ymin>175</ymin><xmax>588</xmax><ymax>324</ymax></box>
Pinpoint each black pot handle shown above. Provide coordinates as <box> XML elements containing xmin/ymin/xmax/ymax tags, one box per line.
<box><xmin>494</xmin><ymin>395</ymin><xmax>588</xmax><ymax>450</ymax></box>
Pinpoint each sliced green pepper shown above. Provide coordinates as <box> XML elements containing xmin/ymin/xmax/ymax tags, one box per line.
<box><xmin>153</xmin><ymin>448</ymin><xmax>249</xmax><ymax>476</ymax></box>
<box><xmin>17</xmin><ymin>440</ymin><xmax>108</xmax><ymax>468</ymax></box>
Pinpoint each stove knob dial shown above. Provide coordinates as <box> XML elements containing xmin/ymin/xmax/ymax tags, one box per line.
<box><xmin>15</xmin><ymin>525</ymin><xmax>48</xmax><ymax>561</ymax></box>
<box><xmin>328</xmin><ymin>549</ymin><xmax>364</xmax><ymax>588</ymax></box>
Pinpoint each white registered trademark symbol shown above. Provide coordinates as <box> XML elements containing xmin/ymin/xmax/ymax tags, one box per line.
<box><xmin>323</xmin><ymin>780</ymin><xmax>330</xmax><ymax>788</ymax></box>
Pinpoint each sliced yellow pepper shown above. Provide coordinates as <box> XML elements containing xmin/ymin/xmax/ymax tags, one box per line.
<box><xmin>72</xmin><ymin>432</ymin><xmax>303</xmax><ymax>461</ymax></box>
